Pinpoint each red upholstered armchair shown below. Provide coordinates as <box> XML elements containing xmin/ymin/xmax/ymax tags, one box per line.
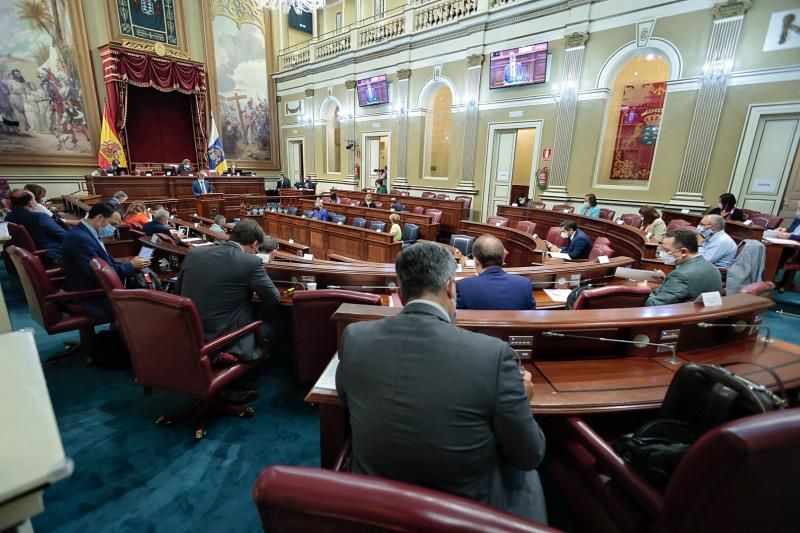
<box><xmin>619</xmin><ymin>214</ymin><xmax>643</xmax><ymax>228</ymax></box>
<box><xmin>421</xmin><ymin>191</ymin><xmax>436</xmax><ymax>199</ymax></box>
<box><xmin>516</xmin><ymin>221</ymin><xmax>538</xmax><ymax>235</ymax></box>
<box><xmin>748</xmin><ymin>214</ymin><xmax>783</xmax><ymax>230</ymax></box>
<box><xmin>739</xmin><ymin>280</ymin><xmax>775</xmax><ymax>297</ymax></box>
<box><xmin>424</xmin><ymin>208</ymin><xmax>443</xmax><ymax>224</ymax></box>
<box><xmin>547</xmin><ymin>409</ymin><xmax>800</xmax><ymax>533</ymax></box>
<box><xmin>108</xmin><ymin>289</ymin><xmax>263</xmax><ymax>439</ymax></box>
<box><xmin>5</xmin><ymin>222</ymin><xmax>63</xmax><ymax>278</ymax></box>
<box><xmin>291</xmin><ymin>289</ymin><xmax>382</xmax><ymax>383</ymax></box>
<box><xmin>436</xmin><ymin>193</ymin><xmax>450</xmax><ymax>200</ymax></box>
<box><xmin>546</xmin><ymin>227</ymin><xmax>569</xmax><ymax>248</ymax></box>
<box><xmin>587</xmin><ymin>243</ymin><xmax>614</xmax><ymax>261</ymax></box>
<box><xmin>7</xmin><ymin>246</ymin><xmax>107</xmax><ymax>361</ymax></box>
<box><xmin>252</xmin><ymin>465</ymin><xmax>556</xmax><ymax>533</ymax></box>
<box><xmin>455</xmin><ymin>195</ymin><xmax>472</xmax><ymax>210</ymax></box>
<box><xmin>412</xmin><ymin>206</ymin><xmax>425</xmax><ymax>215</ymax></box>
<box><xmin>531</xmin><ymin>201</ymin><xmax>546</xmax><ymax>209</ymax></box>
<box><xmin>486</xmin><ymin>216</ymin><xmax>509</xmax><ymax>227</ymax></box>
<box><xmin>551</xmin><ymin>204</ymin><xmax>574</xmax><ymax>214</ymax></box>
<box><xmin>598</xmin><ymin>208</ymin><xmax>616</xmax><ymax>221</ymax></box>
<box><xmin>571</xmin><ymin>285</ymin><xmax>651</xmax><ymax>310</ymax></box>
<box><xmin>666</xmin><ymin>219</ymin><xmax>693</xmax><ymax>232</ymax></box>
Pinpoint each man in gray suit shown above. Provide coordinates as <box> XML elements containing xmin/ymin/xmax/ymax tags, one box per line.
<box><xmin>177</xmin><ymin>219</ymin><xmax>280</xmax><ymax>362</ymax></box>
<box><xmin>336</xmin><ymin>242</ymin><xmax>547</xmax><ymax>522</ymax></box>
<box><xmin>646</xmin><ymin>227</ymin><xmax>722</xmax><ymax>306</ymax></box>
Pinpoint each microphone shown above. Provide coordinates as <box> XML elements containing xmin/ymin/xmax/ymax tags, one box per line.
<box><xmin>271</xmin><ymin>280</ymin><xmax>306</xmax><ymax>290</ymax></box>
<box><xmin>542</xmin><ymin>331</ymin><xmax>680</xmax><ymax>365</ymax></box>
<box><xmin>326</xmin><ymin>284</ymin><xmax>398</xmax><ymax>291</ymax></box>
<box><xmin>697</xmin><ymin>321</ymin><xmax>771</xmax><ymax>344</ymax></box>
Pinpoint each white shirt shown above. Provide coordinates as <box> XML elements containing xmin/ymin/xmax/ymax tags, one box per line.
<box><xmin>407</xmin><ymin>299</ymin><xmax>452</xmax><ymax>323</ymax></box>
<box><xmin>33</xmin><ymin>202</ymin><xmax>53</xmax><ymax>217</ymax></box>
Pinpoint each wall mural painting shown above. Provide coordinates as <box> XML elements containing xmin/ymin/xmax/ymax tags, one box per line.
<box><xmin>0</xmin><ymin>0</ymin><xmax>96</xmax><ymax>160</ymax></box>
<box><xmin>116</xmin><ymin>0</ymin><xmax>179</xmax><ymax>46</ymax></box>
<box><xmin>208</xmin><ymin>0</ymin><xmax>278</xmax><ymax>167</ymax></box>
<box><xmin>610</xmin><ymin>81</ymin><xmax>666</xmax><ymax>181</ymax></box>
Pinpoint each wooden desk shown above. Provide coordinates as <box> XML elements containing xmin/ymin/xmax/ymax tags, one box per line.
<box><xmin>293</xmin><ymin>198</ymin><xmax>440</xmax><ymax>241</ymax></box>
<box><xmin>183</xmin><ymin>215</ymin><xmax>311</xmax><ymax>257</ymax></box>
<box><xmin>497</xmin><ymin>205</ymin><xmax>648</xmax><ymax>265</ymax></box>
<box><xmin>305</xmin><ymin>294</ymin><xmax>798</xmax><ymax>467</ymax></box>
<box><xmin>330</xmin><ymin>189</ymin><xmax>469</xmax><ymax>237</ymax></box>
<box><xmin>457</xmin><ymin>220</ymin><xmax>540</xmax><ymax>267</ymax></box>
<box><xmin>247</xmin><ymin>211</ymin><xmax>402</xmax><ymax>263</ymax></box>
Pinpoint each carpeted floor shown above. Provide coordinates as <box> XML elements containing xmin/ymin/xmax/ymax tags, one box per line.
<box><xmin>2</xmin><ymin>265</ymin><xmax>319</xmax><ymax>532</ymax></box>
<box><xmin>5</xmin><ymin>262</ymin><xmax>800</xmax><ymax>532</ymax></box>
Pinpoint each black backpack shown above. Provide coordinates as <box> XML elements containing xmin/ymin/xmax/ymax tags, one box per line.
<box><xmin>125</xmin><ymin>267</ymin><xmax>164</xmax><ymax>291</ymax></box>
<box><xmin>612</xmin><ymin>362</ymin><xmax>788</xmax><ymax>488</ymax></box>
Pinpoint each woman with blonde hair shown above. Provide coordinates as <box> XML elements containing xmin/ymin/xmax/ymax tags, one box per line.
<box><xmin>124</xmin><ymin>201</ymin><xmax>150</xmax><ymax>227</ymax></box>
<box><xmin>389</xmin><ymin>213</ymin><xmax>402</xmax><ymax>243</ymax></box>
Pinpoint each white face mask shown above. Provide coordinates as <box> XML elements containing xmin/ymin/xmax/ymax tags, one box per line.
<box><xmin>560</xmin><ymin>231</ymin><xmax>569</xmax><ymax>239</ymax></box>
<box><xmin>99</xmin><ymin>223</ymin><xmax>116</xmax><ymax>238</ymax></box>
<box><xmin>584</xmin><ymin>201</ymin><xmax>591</xmax><ymax>207</ymax></box>
<box><xmin>658</xmin><ymin>248</ymin><xmax>677</xmax><ymax>265</ymax></box>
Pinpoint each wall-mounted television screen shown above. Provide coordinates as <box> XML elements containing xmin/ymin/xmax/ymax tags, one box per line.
<box><xmin>489</xmin><ymin>42</ymin><xmax>549</xmax><ymax>89</ymax></box>
<box><xmin>288</xmin><ymin>10</ymin><xmax>313</xmax><ymax>34</ymax></box>
<box><xmin>357</xmin><ymin>75</ymin><xmax>390</xmax><ymax>107</ymax></box>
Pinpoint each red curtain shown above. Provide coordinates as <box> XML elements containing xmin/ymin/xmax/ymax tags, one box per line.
<box><xmin>125</xmin><ymin>86</ymin><xmax>197</xmax><ymax>165</ymax></box>
<box><xmin>610</xmin><ymin>82</ymin><xmax>666</xmax><ymax>181</ymax></box>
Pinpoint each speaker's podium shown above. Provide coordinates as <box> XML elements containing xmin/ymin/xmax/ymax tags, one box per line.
<box><xmin>194</xmin><ymin>193</ymin><xmax>224</xmax><ymax>218</ymax></box>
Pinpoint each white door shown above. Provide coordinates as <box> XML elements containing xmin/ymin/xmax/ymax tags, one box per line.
<box><xmin>362</xmin><ymin>133</ymin><xmax>390</xmax><ymax>190</ymax></box>
<box><xmin>735</xmin><ymin>114</ymin><xmax>800</xmax><ymax>214</ymax></box>
<box><xmin>487</xmin><ymin>130</ymin><xmax>517</xmax><ymax>219</ymax></box>
<box><xmin>287</xmin><ymin>140</ymin><xmax>304</xmax><ymax>182</ymax></box>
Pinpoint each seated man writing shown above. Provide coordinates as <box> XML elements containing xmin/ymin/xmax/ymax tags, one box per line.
<box><xmin>457</xmin><ymin>235</ymin><xmax>534</xmax><ymax>310</ymax></box>
<box><xmin>336</xmin><ymin>242</ymin><xmax>547</xmax><ymax>522</ymax></box>
<box><xmin>545</xmin><ymin>220</ymin><xmax>592</xmax><ymax>260</ymax></box>
<box><xmin>143</xmin><ymin>209</ymin><xmax>185</xmax><ymax>245</ymax></box>
<box><xmin>645</xmin><ymin>228</ymin><xmax>722</xmax><ymax>306</ymax></box>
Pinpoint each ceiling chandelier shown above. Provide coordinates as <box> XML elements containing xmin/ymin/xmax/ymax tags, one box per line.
<box><xmin>254</xmin><ymin>0</ymin><xmax>324</xmax><ymax>14</ymax></box>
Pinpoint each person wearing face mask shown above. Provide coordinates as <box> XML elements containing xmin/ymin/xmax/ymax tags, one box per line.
<box><xmin>697</xmin><ymin>214</ymin><xmax>737</xmax><ymax>268</ymax></box>
<box><xmin>645</xmin><ymin>228</ymin><xmax>722</xmax><ymax>306</ymax></box>
<box><xmin>545</xmin><ymin>220</ymin><xmax>592</xmax><ymax>260</ymax></box>
<box><xmin>336</xmin><ymin>242</ymin><xmax>547</xmax><ymax>522</ymax></box>
<box><xmin>143</xmin><ymin>209</ymin><xmax>184</xmax><ymax>245</ymax></box>
<box><xmin>310</xmin><ymin>198</ymin><xmax>329</xmax><ymax>221</ymax></box>
<box><xmin>6</xmin><ymin>189</ymin><xmax>67</xmax><ymax>263</ymax></box>
<box><xmin>707</xmin><ymin>192</ymin><xmax>746</xmax><ymax>222</ymax></box>
<box><xmin>578</xmin><ymin>193</ymin><xmax>601</xmax><ymax>218</ymax></box>
<box><xmin>61</xmin><ymin>201</ymin><xmax>151</xmax><ymax>320</ymax></box>
<box><xmin>177</xmin><ymin>219</ymin><xmax>280</xmax><ymax>365</ymax></box>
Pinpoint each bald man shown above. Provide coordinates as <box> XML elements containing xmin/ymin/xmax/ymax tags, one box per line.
<box><xmin>456</xmin><ymin>234</ymin><xmax>535</xmax><ymax>310</ymax></box>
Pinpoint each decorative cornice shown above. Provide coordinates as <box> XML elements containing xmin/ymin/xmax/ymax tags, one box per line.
<box><xmin>712</xmin><ymin>0</ymin><xmax>751</xmax><ymax>19</ymax></box>
<box><xmin>305</xmin><ymin>88</ymin><xmax>315</xmax><ymax>97</ymax></box>
<box><xmin>397</xmin><ymin>69</ymin><xmax>412</xmax><ymax>80</ymax></box>
<box><xmin>467</xmin><ymin>54</ymin><xmax>484</xmax><ymax>68</ymax></box>
<box><xmin>565</xmin><ymin>32</ymin><xmax>589</xmax><ymax>49</ymax></box>
<box><xmin>120</xmin><ymin>38</ymin><xmax>189</xmax><ymax>60</ymax></box>
<box><xmin>345</xmin><ymin>79</ymin><xmax>357</xmax><ymax>89</ymax></box>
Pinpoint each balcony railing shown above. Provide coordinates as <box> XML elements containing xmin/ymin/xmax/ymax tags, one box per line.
<box><xmin>277</xmin><ymin>0</ymin><xmax>520</xmax><ymax>72</ymax></box>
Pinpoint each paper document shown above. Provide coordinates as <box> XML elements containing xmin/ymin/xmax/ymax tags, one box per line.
<box><xmin>548</xmin><ymin>252</ymin><xmax>571</xmax><ymax>260</ymax></box>
<box><xmin>615</xmin><ymin>267</ymin><xmax>663</xmax><ymax>281</ymax></box>
<box><xmin>316</xmin><ymin>355</ymin><xmax>339</xmax><ymax>391</ymax></box>
<box><xmin>763</xmin><ymin>229</ymin><xmax>780</xmax><ymax>239</ymax></box>
<box><xmin>181</xmin><ymin>237</ymin><xmax>203</xmax><ymax>243</ymax></box>
<box><xmin>189</xmin><ymin>241</ymin><xmax>215</xmax><ymax>247</ymax></box>
<box><xmin>543</xmin><ymin>289</ymin><xmax>573</xmax><ymax>302</ymax></box>
<box><xmin>764</xmin><ymin>237</ymin><xmax>800</xmax><ymax>246</ymax></box>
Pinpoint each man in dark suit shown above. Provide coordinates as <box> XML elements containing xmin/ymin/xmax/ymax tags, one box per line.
<box><xmin>62</xmin><ymin>202</ymin><xmax>150</xmax><ymax>319</ymax></box>
<box><xmin>336</xmin><ymin>243</ymin><xmax>547</xmax><ymax>522</ymax></box>
<box><xmin>177</xmin><ymin>219</ymin><xmax>280</xmax><ymax>363</ymax></box>
<box><xmin>107</xmin><ymin>191</ymin><xmax>127</xmax><ymax>215</ymax></box>
<box><xmin>143</xmin><ymin>209</ymin><xmax>184</xmax><ymax>245</ymax></box>
<box><xmin>5</xmin><ymin>189</ymin><xmax>67</xmax><ymax>263</ymax></box>
<box><xmin>457</xmin><ymin>235</ymin><xmax>534</xmax><ymax>310</ymax></box>
<box><xmin>178</xmin><ymin>158</ymin><xmax>193</xmax><ymax>175</ymax></box>
<box><xmin>546</xmin><ymin>219</ymin><xmax>592</xmax><ymax>259</ymax></box>
<box><xmin>390</xmin><ymin>197</ymin><xmax>405</xmax><ymax>212</ymax></box>
<box><xmin>276</xmin><ymin>174</ymin><xmax>291</xmax><ymax>189</ymax></box>
<box><xmin>191</xmin><ymin>171</ymin><xmax>214</xmax><ymax>197</ymax></box>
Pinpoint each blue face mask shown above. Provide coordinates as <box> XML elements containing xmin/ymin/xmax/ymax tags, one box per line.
<box><xmin>99</xmin><ymin>224</ymin><xmax>117</xmax><ymax>238</ymax></box>
<box><xmin>697</xmin><ymin>226</ymin><xmax>712</xmax><ymax>239</ymax></box>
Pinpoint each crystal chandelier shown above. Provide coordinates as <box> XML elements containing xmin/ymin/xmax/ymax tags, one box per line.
<box><xmin>254</xmin><ymin>0</ymin><xmax>324</xmax><ymax>14</ymax></box>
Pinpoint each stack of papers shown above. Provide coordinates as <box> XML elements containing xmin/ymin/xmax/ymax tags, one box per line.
<box><xmin>315</xmin><ymin>355</ymin><xmax>339</xmax><ymax>391</ymax></box>
<box><xmin>543</xmin><ymin>289</ymin><xmax>573</xmax><ymax>302</ymax></box>
<box><xmin>189</xmin><ymin>241</ymin><xmax>215</xmax><ymax>247</ymax></box>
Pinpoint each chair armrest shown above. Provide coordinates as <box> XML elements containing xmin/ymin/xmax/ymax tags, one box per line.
<box><xmin>565</xmin><ymin>417</ymin><xmax>663</xmax><ymax>517</ymax></box>
<box><xmin>201</xmin><ymin>320</ymin><xmax>263</xmax><ymax>355</ymax></box>
<box><xmin>45</xmin><ymin>288</ymin><xmax>105</xmax><ymax>302</ymax></box>
<box><xmin>45</xmin><ymin>266</ymin><xmax>64</xmax><ymax>277</ymax></box>
<box><xmin>332</xmin><ymin>437</ymin><xmax>352</xmax><ymax>472</ymax></box>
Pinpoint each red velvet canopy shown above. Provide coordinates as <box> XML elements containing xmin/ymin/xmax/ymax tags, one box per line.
<box><xmin>100</xmin><ymin>45</ymin><xmax>208</xmax><ymax>168</ymax></box>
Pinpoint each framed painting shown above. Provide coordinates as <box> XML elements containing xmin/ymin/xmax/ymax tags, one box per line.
<box><xmin>107</xmin><ymin>0</ymin><xmax>188</xmax><ymax>58</ymax></box>
<box><xmin>202</xmin><ymin>0</ymin><xmax>280</xmax><ymax>170</ymax></box>
<box><xmin>0</xmin><ymin>0</ymin><xmax>101</xmax><ymax>166</ymax></box>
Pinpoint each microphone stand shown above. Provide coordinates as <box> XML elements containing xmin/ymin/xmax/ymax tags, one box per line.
<box><xmin>697</xmin><ymin>322</ymin><xmax>772</xmax><ymax>344</ymax></box>
<box><xmin>542</xmin><ymin>330</ymin><xmax>681</xmax><ymax>365</ymax></box>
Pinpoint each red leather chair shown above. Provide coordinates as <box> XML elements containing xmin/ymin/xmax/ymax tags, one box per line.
<box><xmin>5</xmin><ymin>222</ymin><xmax>63</xmax><ymax>277</ymax></box>
<box><xmin>666</xmin><ymin>219</ymin><xmax>693</xmax><ymax>232</ymax></box>
<box><xmin>516</xmin><ymin>221</ymin><xmax>538</xmax><ymax>235</ymax></box>
<box><xmin>373</xmin><ymin>201</ymin><xmax>383</xmax><ymax>208</ymax></box>
<box><xmin>546</xmin><ymin>227</ymin><xmax>569</xmax><ymax>248</ymax></box>
<box><xmin>619</xmin><ymin>214</ymin><xmax>643</xmax><ymax>228</ymax></box>
<box><xmin>748</xmin><ymin>214</ymin><xmax>783</xmax><ymax>229</ymax></box>
<box><xmin>571</xmin><ymin>285</ymin><xmax>650</xmax><ymax>309</ymax></box>
<box><xmin>594</xmin><ymin>237</ymin><xmax>611</xmax><ymax>247</ymax></box>
<box><xmin>739</xmin><ymin>280</ymin><xmax>775</xmax><ymax>296</ymax></box>
<box><xmin>253</xmin><ymin>465</ymin><xmax>556</xmax><ymax>533</ymax></box>
<box><xmin>551</xmin><ymin>204</ymin><xmax>574</xmax><ymax>214</ymax></box>
<box><xmin>7</xmin><ymin>246</ymin><xmax>107</xmax><ymax>361</ymax></box>
<box><xmin>291</xmin><ymin>290</ymin><xmax>382</xmax><ymax>383</ymax></box>
<box><xmin>455</xmin><ymin>195</ymin><xmax>472</xmax><ymax>210</ymax></box>
<box><xmin>587</xmin><ymin>243</ymin><xmax>614</xmax><ymax>261</ymax></box>
<box><xmin>598</xmin><ymin>208</ymin><xmax>616</xmax><ymax>221</ymax></box>
<box><xmin>424</xmin><ymin>208</ymin><xmax>443</xmax><ymax>224</ymax></box>
<box><xmin>531</xmin><ymin>201</ymin><xmax>546</xmax><ymax>209</ymax></box>
<box><xmin>412</xmin><ymin>206</ymin><xmax>425</xmax><ymax>215</ymax></box>
<box><xmin>741</xmin><ymin>208</ymin><xmax>759</xmax><ymax>220</ymax></box>
<box><xmin>350</xmin><ymin>199</ymin><xmax>362</xmax><ymax>207</ymax></box>
<box><xmin>548</xmin><ymin>409</ymin><xmax>800</xmax><ymax>533</ymax></box>
<box><xmin>108</xmin><ymin>289</ymin><xmax>263</xmax><ymax>439</ymax></box>
<box><xmin>436</xmin><ymin>193</ymin><xmax>450</xmax><ymax>200</ymax></box>
<box><xmin>486</xmin><ymin>216</ymin><xmax>509</xmax><ymax>227</ymax></box>
<box><xmin>398</xmin><ymin>191</ymin><xmax>410</xmax><ymax>196</ymax></box>
<box><xmin>421</xmin><ymin>191</ymin><xmax>436</xmax><ymax>199</ymax></box>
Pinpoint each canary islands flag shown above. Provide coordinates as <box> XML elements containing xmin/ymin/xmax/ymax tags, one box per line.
<box><xmin>98</xmin><ymin>99</ymin><xmax>127</xmax><ymax>169</ymax></box>
<box><xmin>207</xmin><ymin>117</ymin><xmax>228</xmax><ymax>174</ymax></box>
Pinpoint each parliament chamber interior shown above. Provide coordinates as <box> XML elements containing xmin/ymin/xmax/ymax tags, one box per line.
<box><xmin>2</xmin><ymin>0</ymin><xmax>800</xmax><ymax>531</ymax></box>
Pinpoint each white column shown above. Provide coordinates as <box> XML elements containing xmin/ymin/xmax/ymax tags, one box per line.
<box><xmin>394</xmin><ymin>68</ymin><xmax>411</xmax><ymax>187</ymax></box>
<box><xmin>305</xmin><ymin>88</ymin><xmax>317</xmax><ymax>177</ymax></box>
<box><xmin>345</xmin><ymin>79</ymin><xmax>357</xmax><ymax>183</ymax></box>
<box><xmin>670</xmin><ymin>1</ymin><xmax>749</xmax><ymax>208</ymax></box>
<box><xmin>457</xmin><ymin>54</ymin><xmax>483</xmax><ymax>193</ymax></box>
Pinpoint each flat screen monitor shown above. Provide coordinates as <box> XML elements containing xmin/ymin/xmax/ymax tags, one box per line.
<box><xmin>288</xmin><ymin>10</ymin><xmax>313</xmax><ymax>34</ymax></box>
<box><xmin>489</xmin><ymin>42</ymin><xmax>549</xmax><ymax>89</ymax></box>
<box><xmin>357</xmin><ymin>75</ymin><xmax>389</xmax><ymax>107</ymax></box>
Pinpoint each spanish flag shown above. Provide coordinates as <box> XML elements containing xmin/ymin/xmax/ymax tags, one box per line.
<box><xmin>97</xmin><ymin>99</ymin><xmax>127</xmax><ymax>169</ymax></box>
<box><xmin>207</xmin><ymin>116</ymin><xmax>228</xmax><ymax>174</ymax></box>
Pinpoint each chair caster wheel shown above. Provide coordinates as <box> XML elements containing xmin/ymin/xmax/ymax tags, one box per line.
<box><xmin>195</xmin><ymin>429</ymin><xmax>207</xmax><ymax>440</ymax></box>
<box><xmin>155</xmin><ymin>416</ymin><xmax>173</xmax><ymax>426</ymax></box>
<box><xmin>241</xmin><ymin>407</ymin><xmax>255</xmax><ymax>418</ymax></box>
